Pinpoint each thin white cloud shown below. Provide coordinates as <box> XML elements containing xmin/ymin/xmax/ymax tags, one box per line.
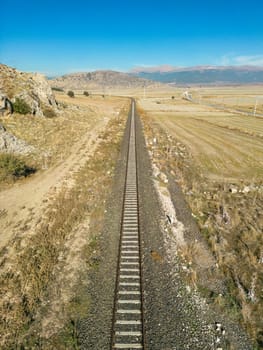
<box><xmin>234</xmin><ymin>55</ymin><xmax>263</xmax><ymax>66</ymax></box>
<box><xmin>220</xmin><ymin>54</ymin><xmax>263</xmax><ymax>66</ymax></box>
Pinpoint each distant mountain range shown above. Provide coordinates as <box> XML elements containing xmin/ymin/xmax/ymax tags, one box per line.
<box><xmin>50</xmin><ymin>66</ymin><xmax>263</xmax><ymax>89</ymax></box>
<box><xmin>50</xmin><ymin>70</ymin><xmax>161</xmax><ymax>90</ymax></box>
<box><xmin>132</xmin><ymin>65</ymin><xmax>263</xmax><ymax>85</ymax></box>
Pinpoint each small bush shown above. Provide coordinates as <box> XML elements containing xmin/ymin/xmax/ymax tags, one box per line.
<box><xmin>83</xmin><ymin>91</ymin><xmax>89</xmax><ymax>97</ymax></box>
<box><xmin>67</xmin><ymin>91</ymin><xmax>74</xmax><ymax>98</ymax></box>
<box><xmin>0</xmin><ymin>154</ymin><xmax>36</xmax><ymax>181</ymax></box>
<box><xmin>43</xmin><ymin>106</ymin><xmax>57</xmax><ymax>118</ymax></box>
<box><xmin>13</xmin><ymin>98</ymin><xmax>31</xmax><ymax>114</ymax></box>
<box><xmin>171</xmin><ymin>96</ymin><xmax>175</xmax><ymax>99</ymax></box>
<box><xmin>52</xmin><ymin>87</ymin><xmax>64</xmax><ymax>92</ymax></box>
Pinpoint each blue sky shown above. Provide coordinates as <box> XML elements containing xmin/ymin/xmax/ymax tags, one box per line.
<box><xmin>1</xmin><ymin>0</ymin><xmax>263</xmax><ymax>76</ymax></box>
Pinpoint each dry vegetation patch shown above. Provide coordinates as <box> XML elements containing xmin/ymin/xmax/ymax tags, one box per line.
<box><xmin>0</xmin><ymin>101</ymin><xmax>129</xmax><ymax>348</ymax></box>
<box><xmin>139</xmin><ymin>98</ymin><xmax>263</xmax><ymax>181</ymax></box>
<box><xmin>138</xmin><ymin>96</ymin><xmax>263</xmax><ymax>348</ymax></box>
<box><xmin>189</xmin><ymin>86</ymin><xmax>263</xmax><ymax>116</ymax></box>
<box><xmin>0</xmin><ymin>94</ymin><xmax>127</xmax><ymax>173</ymax></box>
<box><xmin>0</xmin><ymin>93</ymin><xmax>129</xmax><ymax>348</ymax></box>
<box><xmin>0</xmin><ymin>95</ymin><xmax>128</xmax><ymax>248</ymax></box>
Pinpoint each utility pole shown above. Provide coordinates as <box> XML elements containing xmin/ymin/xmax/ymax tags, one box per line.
<box><xmin>254</xmin><ymin>99</ymin><xmax>258</xmax><ymax>117</ymax></box>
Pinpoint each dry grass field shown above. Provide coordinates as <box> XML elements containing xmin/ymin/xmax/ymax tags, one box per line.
<box><xmin>138</xmin><ymin>87</ymin><xmax>263</xmax><ymax>348</ymax></box>
<box><xmin>3</xmin><ymin>94</ymin><xmax>126</xmax><ymax>167</ymax></box>
<box><xmin>0</xmin><ymin>94</ymin><xmax>130</xmax><ymax>348</ymax></box>
<box><xmin>189</xmin><ymin>86</ymin><xmax>263</xmax><ymax>115</ymax></box>
<box><xmin>0</xmin><ymin>94</ymin><xmax>128</xmax><ymax>247</ymax></box>
<box><xmin>64</xmin><ymin>85</ymin><xmax>177</xmax><ymax>98</ymax></box>
<box><xmin>139</xmin><ymin>97</ymin><xmax>263</xmax><ymax>181</ymax></box>
<box><xmin>135</xmin><ymin>85</ymin><xmax>263</xmax><ymax>115</ymax></box>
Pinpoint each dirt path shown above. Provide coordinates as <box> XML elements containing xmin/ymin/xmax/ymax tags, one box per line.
<box><xmin>0</xmin><ymin>118</ymin><xmax>108</xmax><ymax>250</ymax></box>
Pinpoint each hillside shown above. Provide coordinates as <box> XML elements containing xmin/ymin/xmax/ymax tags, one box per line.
<box><xmin>50</xmin><ymin>70</ymin><xmax>160</xmax><ymax>90</ymax></box>
<box><xmin>0</xmin><ymin>64</ymin><xmax>60</xmax><ymax>156</ymax></box>
<box><xmin>0</xmin><ymin>64</ymin><xmax>58</xmax><ymax>116</ymax></box>
<box><xmin>133</xmin><ymin>65</ymin><xmax>263</xmax><ymax>85</ymax></box>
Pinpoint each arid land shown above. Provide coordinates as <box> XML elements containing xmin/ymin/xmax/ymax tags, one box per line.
<box><xmin>137</xmin><ymin>86</ymin><xmax>263</xmax><ymax>347</ymax></box>
<box><xmin>0</xmin><ymin>93</ymin><xmax>130</xmax><ymax>347</ymax></box>
<box><xmin>0</xmin><ymin>84</ymin><xmax>262</xmax><ymax>348</ymax></box>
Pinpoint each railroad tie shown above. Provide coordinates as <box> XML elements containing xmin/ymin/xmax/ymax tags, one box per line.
<box><xmin>111</xmin><ymin>101</ymin><xmax>144</xmax><ymax>350</ymax></box>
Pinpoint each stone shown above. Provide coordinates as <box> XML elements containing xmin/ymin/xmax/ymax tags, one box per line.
<box><xmin>0</xmin><ymin>124</ymin><xmax>35</xmax><ymax>155</ymax></box>
<box><xmin>242</xmin><ymin>186</ymin><xmax>250</xmax><ymax>193</ymax></box>
<box><xmin>229</xmin><ymin>185</ymin><xmax>238</xmax><ymax>194</ymax></box>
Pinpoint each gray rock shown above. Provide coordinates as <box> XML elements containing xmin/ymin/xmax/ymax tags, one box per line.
<box><xmin>0</xmin><ymin>64</ymin><xmax>58</xmax><ymax>117</ymax></box>
<box><xmin>0</xmin><ymin>124</ymin><xmax>35</xmax><ymax>155</ymax></box>
<box><xmin>0</xmin><ymin>93</ymin><xmax>13</xmax><ymax>115</ymax></box>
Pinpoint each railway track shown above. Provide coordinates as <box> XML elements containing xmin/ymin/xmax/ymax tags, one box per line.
<box><xmin>111</xmin><ymin>101</ymin><xmax>144</xmax><ymax>349</ymax></box>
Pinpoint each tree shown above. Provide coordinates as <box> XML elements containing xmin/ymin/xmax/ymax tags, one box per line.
<box><xmin>83</xmin><ymin>91</ymin><xmax>89</xmax><ymax>97</ymax></box>
<box><xmin>67</xmin><ymin>90</ymin><xmax>74</xmax><ymax>98</ymax></box>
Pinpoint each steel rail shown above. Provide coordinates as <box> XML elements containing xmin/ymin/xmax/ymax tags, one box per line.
<box><xmin>111</xmin><ymin>100</ymin><xmax>144</xmax><ymax>350</ymax></box>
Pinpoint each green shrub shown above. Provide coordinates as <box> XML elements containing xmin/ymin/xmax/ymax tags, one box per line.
<box><xmin>0</xmin><ymin>154</ymin><xmax>35</xmax><ymax>181</ymax></box>
<box><xmin>83</xmin><ymin>91</ymin><xmax>89</xmax><ymax>97</ymax></box>
<box><xmin>67</xmin><ymin>91</ymin><xmax>74</xmax><ymax>98</ymax></box>
<box><xmin>52</xmin><ymin>87</ymin><xmax>64</xmax><ymax>92</ymax></box>
<box><xmin>13</xmin><ymin>98</ymin><xmax>31</xmax><ymax>115</ymax></box>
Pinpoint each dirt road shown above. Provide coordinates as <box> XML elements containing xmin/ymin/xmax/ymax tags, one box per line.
<box><xmin>0</xmin><ymin>93</ymin><xmax>129</xmax><ymax>251</ymax></box>
<box><xmin>0</xmin><ymin>119</ymin><xmax>108</xmax><ymax>250</ymax></box>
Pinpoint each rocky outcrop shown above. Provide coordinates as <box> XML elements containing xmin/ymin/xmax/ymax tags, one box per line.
<box><xmin>0</xmin><ymin>64</ymin><xmax>58</xmax><ymax>117</ymax></box>
<box><xmin>0</xmin><ymin>124</ymin><xmax>35</xmax><ymax>155</ymax></box>
<box><xmin>0</xmin><ymin>94</ymin><xmax>13</xmax><ymax>115</ymax></box>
